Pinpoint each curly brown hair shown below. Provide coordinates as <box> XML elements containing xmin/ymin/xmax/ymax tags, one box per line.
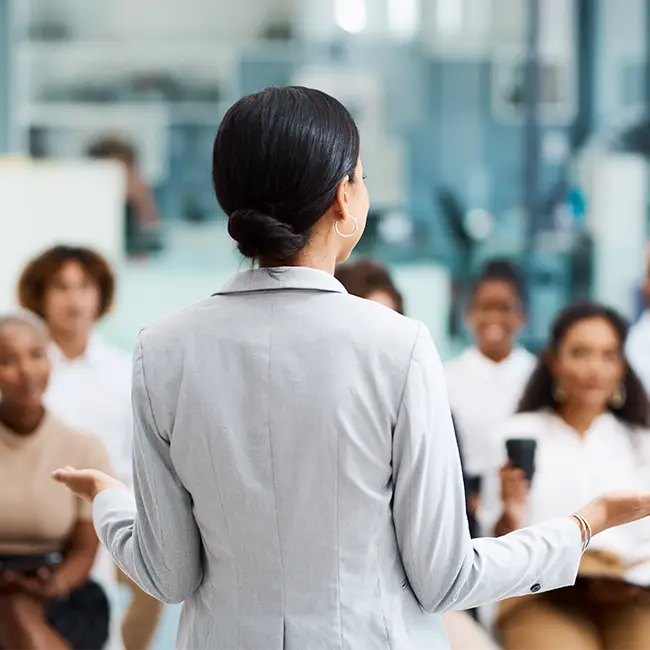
<box><xmin>18</xmin><ymin>245</ymin><xmax>115</xmax><ymax>320</ymax></box>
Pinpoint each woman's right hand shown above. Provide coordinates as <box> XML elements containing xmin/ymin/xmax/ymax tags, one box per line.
<box><xmin>577</xmin><ymin>492</ymin><xmax>650</xmax><ymax>537</ymax></box>
<box><xmin>500</xmin><ymin>463</ymin><xmax>530</xmax><ymax>529</ymax></box>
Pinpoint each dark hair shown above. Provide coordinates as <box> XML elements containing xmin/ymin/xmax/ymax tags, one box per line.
<box><xmin>518</xmin><ymin>302</ymin><xmax>650</xmax><ymax>426</ymax></box>
<box><xmin>18</xmin><ymin>245</ymin><xmax>115</xmax><ymax>320</ymax></box>
<box><xmin>335</xmin><ymin>259</ymin><xmax>404</xmax><ymax>314</ymax></box>
<box><xmin>87</xmin><ymin>136</ymin><xmax>136</xmax><ymax>166</ymax></box>
<box><xmin>470</xmin><ymin>259</ymin><xmax>527</xmax><ymax>308</ymax></box>
<box><xmin>213</xmin><ymin>86</ymin><xmax>360</xmax><ymax>265</ymax></box>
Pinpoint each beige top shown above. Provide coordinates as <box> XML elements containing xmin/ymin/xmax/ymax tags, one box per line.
<box><xmin>0</xmin><ymin>412</ymin><xmax>113</xmax><ymax>555</ymax></box>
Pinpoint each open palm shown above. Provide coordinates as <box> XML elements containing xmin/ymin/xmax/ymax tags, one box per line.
<box><xmin>52</xmin><ymin>466</ymin><xmax>127</xmax><ymax>502</ymax></box>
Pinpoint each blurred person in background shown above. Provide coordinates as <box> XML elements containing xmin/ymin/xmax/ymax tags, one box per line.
<box><xmin>481</xmin><ymin>303</ymin><xmax>650</xmax><ymax>650</ymax></box>
<box><xmin>336</xmin><ymin>258</ymin><xmax>498</xmax><ymax>650</ymax></box>
<box><xmin>626</xmin><ymin>244</ymin><xmax>650</xmax><ymax>394</ymax></box>
<box><xmin>445</xmin><ymin>260</ymin><xmax>536</xmax><ymax>491</ymax></box>
<box><xmin>18</xmin><ymin>246</ymin><xmax>163</xmax><ymax>650</ymax></box>
<box><xmin>334</xmin><ymin>258</ymin><xmax>404</xmax><ymax>313</ymax></box>
<box><xmin>87</xmin><ymin>136</ymin><xmax>163</xmax><ymax>257</ymax></box>
<box><xmin>0</xmin><ymin>313</ymin><xmax>112</xmax><ymax>650</ymax></box>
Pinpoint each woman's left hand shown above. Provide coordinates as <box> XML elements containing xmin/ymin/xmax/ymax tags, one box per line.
<box><xmin>52</xmin><ymin>466</ymin><xmax>128</xmax><ymax>502</ymax></box>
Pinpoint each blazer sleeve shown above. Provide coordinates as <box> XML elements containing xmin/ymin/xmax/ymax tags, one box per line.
<box><xmin>92</xmin><ymin>333</ymin><xmax>203</xmax><ymax>604</ymax></box>
<box><xmin>391</xmin><ymin>324</ymin><xmax>583</xmax><ymax>613</ymax></box>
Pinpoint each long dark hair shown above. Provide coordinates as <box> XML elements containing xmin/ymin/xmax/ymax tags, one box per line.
<box><xmin>213</xmin><ymin>86</ymin><xmax>360</xmax><ymax>265</ymax></box>
<box><xmin>518</xmin><ymin>302</ymin><xmax>649</xmax><ymax>426</ymax></box>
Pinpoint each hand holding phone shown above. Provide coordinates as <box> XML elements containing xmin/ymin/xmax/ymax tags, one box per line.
<box><xmin>505</xmin><ymin>438</ymin><xmax>537</xmax><ymax>482</ymax></box>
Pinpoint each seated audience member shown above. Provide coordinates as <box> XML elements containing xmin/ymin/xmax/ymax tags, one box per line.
<box><xmin>445</xmin><ymin>260</ymin><xmax>536</xmax><ymax>485</ymax></box>
<box><xmin>334</xmin><ymin>258</ymin><xmax>404</xmax><ymax>313</ymax></box>
<box><xmin>0</xmin><ymin>313</ymin><xmax>112</xmax><ymax>650</ymax></box>
<box><xmin>86</xmin><ymin>136</ymin><xmax>162</xmax><ymax>256</ymax></box>
<box><xmin>627</xmin><ymin>246</ymin><xmax>650</xmax><ymax>394</ymax></box>
<box><xmin>335</xmin><ymin>259</ymin><xmax>497</xmax><ymax>650</ymax></box>
<box><xmin>481</xmin><ymin>302</ymin><xmax>650</xmax><ymax>650</ymax></box>
<box><xmin>19</xmin><ymin>246</ymin><xmax>163</xmax><ymax>650</ymax></box>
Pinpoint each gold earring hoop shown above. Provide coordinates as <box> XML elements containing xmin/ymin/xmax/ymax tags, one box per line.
<box><xmin>609</xmin><ymin>382</ymin><xmax>627</xmax><ymax>409</ymax></box>
<box><xmin>553</xmin><ymin>384</ymin><xmax>567</xmax><ymax>403</ymax></box>
<box><xmin>335</xmin><ymin>214</ymin><xmax>358</xmax><ymax>238</ymax></box>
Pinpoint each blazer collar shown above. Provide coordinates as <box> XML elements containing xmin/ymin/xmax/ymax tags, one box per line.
<box><xmin>215</xmin><ymin>266</ymin><xmax>348</xmax><ymax>296</ymax></box>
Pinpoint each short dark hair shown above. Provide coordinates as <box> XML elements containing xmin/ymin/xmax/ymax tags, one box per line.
<box><xmin>335</xmin><ymin>259</ymin><xmax>404</xmax><ymax>314</ymax></box>
<box><xmin>87</xmin><ymin>136</ymin><xmax>136</xmax><ymax>166</ymax></box>
<box><xmin>213</xmin><ymin>86</ymin><xmax>360</xmax><ymax>265</ymax></box>
<box><xmin>518</xmin><ymin>302</ymin><xmax>650</xmax><ymax>427</ymax></box>
<box><xmin>470</xmin><ymin>259</ymin><xmax>527</xmax><ymax>307</ymax></box>
<box><xmin>18</xmin><ymin>246</ymin><xmax>115</xmax><ymax>320</ymax></box>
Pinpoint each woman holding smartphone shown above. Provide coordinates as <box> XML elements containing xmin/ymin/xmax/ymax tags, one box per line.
<box><xmin>0</xmin><ymin>313</ymin><xmax>112</xmax><ymax>650</ymax></box>
<box><xmin>480</xmin><ymin>303</ymin><xmax>650</xmax><ymax>649</ymax></box>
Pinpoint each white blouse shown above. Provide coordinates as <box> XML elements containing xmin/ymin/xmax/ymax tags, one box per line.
<box><xmin>45</xmin><ymin>336</ymin><xmax>133</xmax><ymax>485</ymax></box>
<box><xmin>479</xmin><ymin>410</ymin><xmax>650</xmax><ymax>585</ymax></box>
<box><xmin>444</xmin><ymin>347</ymin><xmax>536</xmax><ymax>477</ymax></box>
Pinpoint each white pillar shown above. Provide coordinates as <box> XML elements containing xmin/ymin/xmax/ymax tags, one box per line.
<box><xmin>588</xmin><ymin>154</ymin><xmax>648</xmax><ymax>317</ymax></box>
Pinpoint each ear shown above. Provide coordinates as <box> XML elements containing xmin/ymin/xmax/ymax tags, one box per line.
<box><xmin>333</xmin><ymin>175</ymin><xmax>351</xmax><ymax>221</ymax></box>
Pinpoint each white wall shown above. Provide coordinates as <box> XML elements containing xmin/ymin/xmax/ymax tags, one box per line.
<box><xmin>588</xmin><ymin>154</ymin><xmax>648</xmax><ymax>317</ymax></box>
<box><xmin>0</xmin><ymin>159</ymin><xmax>124</xmax><ymax>312</ymax></box>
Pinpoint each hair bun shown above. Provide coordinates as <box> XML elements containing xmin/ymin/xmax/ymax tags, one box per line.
<box><xmin>227</xmin><ymin>209</ymin><xmax>307</xmax><ymax>262</ymax></box>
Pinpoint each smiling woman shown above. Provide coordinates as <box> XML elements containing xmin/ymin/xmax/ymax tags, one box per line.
<box><xmin>480</xmin><ymin>303</ymin><xmax>650</xmax><ymax>650</ymax></box>
<box><xmin>0</xmin><ymin>313</ymin><xmax>113</xmax><ymax>650</ymax></box>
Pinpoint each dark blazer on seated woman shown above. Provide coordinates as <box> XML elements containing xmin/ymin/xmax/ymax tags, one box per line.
<box><xmin>0</xmin><ymin>313</ymin><xmax>112</xmax><ymax>650</ymax></box>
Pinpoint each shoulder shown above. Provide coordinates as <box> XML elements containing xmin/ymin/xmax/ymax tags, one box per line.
<box><xmin>444</xmin><ymin>348</ymin><xmax>474</xmax><ymax>379</ymax></box>
<box><xmin>515</xmin><ymin>347</ymin><xmax>537</xmax><ymax>365</ymax></box>
<box><xmin>627</xmin><ymin>314</ymin><xmax>650</xmax><ymax>348</ymax></box>
<box><xmin>92</xmin><ymin>338</ymin><xmax>132</xmax><ymax>372</ymax></box>
<box><xmin>45</xmin><ymin>415</ymin><xmax>113</xmax><ymax>469</ymax></box>
<box><xmin>142</xmin><ymin>292</ymin><xmax>423</xmax><ymax>356</ymax></box>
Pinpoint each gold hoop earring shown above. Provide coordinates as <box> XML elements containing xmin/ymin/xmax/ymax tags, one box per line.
<box><xmin>609</xmin><ymin>382</ymin><xmax>627</xmax><ymax>409</ymax></box>
<box><xmin>335</xmin><ymin>214</ymin><xmax>359</xmax><ymax>238</ymax></box>
<box><xmin>553</xmin><ymin>384</ymin><xmax>567</xmax><ymax>403</ymax></box>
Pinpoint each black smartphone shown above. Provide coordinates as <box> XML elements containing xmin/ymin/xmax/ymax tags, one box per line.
<box><xmin>466</xmin><ymin>475</ymin><xmax>482</xmax><ymax>497</ymax></box>
<box><xmin>0</xmin><ymin>552</ymin><xmax>63</xmax><ymax>573</ymax></box>
<box><xmin>505</xmin><ymin>438</ymin><xmax>537</xmax><ymax>482</ymax></box>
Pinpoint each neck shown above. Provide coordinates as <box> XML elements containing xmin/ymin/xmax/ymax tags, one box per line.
<box><xmin>51</xmin><ymin>330</ymin><xmax>90</xmax><ymax>360</ymax></box>
<box><xmin>557</xmin><ymin>402</ymin><xmax>605</xmax><ymax>437</ymax></box>
<box><xmin>478</xmin><ymin>345</ymin><xmax>513</xmax><ymax>364</ymax></box>
<box><xmin>265</xmin><ymin>248</ymin><xmax>338</xmax><ymax>275</ymax></box>
<box><xmin>0</xmin><ymin>401</ymin><xmax>45</xmax><ymax>435</ymax></box>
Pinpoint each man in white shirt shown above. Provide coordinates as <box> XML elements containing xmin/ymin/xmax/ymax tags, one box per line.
<box><xmin>445</xmin><ymin>260</ymin><xmax>536</xmax><ymax>481</ymax></box>
<box><xmin>627</xmin><ymin>248</ymin><xmax>650</xmax><ymax>394</ymax></box>
<box><xmin>18</xmin><ymin>245</ymin><xmax>162</xmax><ymax>650</ymax></box>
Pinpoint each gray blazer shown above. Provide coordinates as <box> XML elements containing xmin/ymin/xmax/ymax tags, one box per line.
<box><xmin>93</xmin><ymin>266</ymin><xmax>582</xmax><ymax>650</ymax></box>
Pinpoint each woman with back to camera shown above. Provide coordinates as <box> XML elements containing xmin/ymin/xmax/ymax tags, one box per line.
<box><xmin>0</xmin><ymin>313</ymin><xmax>112</xmax><ymax>650</ymax></box>
<box><xmin>480</xmin><ymin>303</ymin><xmax>650</xmax><ymax>649</ymax></box>
<box><xmin>53</xmin><ymin>87</ymin><xmax>650</xmax><ymax>650</ymax></box>
<box><xmin>336</xmin><ymin>259</ymin><xmax>497</xmax><ymax>650</ymax></box>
